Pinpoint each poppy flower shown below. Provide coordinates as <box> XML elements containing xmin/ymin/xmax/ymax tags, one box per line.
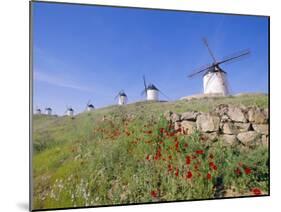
<box><xmin>184</xmin><ymin>143</ymin><xmax>188</xmax><ymax>148</ymax></box>
<box><xmin>168</xmin><ymin>164</ymin><xmax>173</xmax><ymax>172</ymax></box>
<box><xmin>186</xmin><ymin>171</ymin><xmax>192</xmax><ymax>179</ymax></box>
<box><xmin>195</xmin><ymin>150</ymin><xmax>204</xmax><ymax>155</ymax></box>
<box><xmin>175</xmin><ymin>142</ymin><xmax>179</xmax><ymax>151</ymax></box>
<box><xmin>234</xmin><ymin>168</ymin><xmax>241</xmax><ymax>176</ymax></box>
<box><xmin>175</xmin><ymin>168</ymin><xmax>179</xmax><ymax>177</ymax></box>
<box><xmin>251</xmin><ymin>188</ymin><xmax>262</xmax><ymax>195</ymax></box>
<box><xmin>244</xmin><ymin>167</ymin><xmax>252</xmax><ymax>175</ymax></box>
<box><xmin>170</xmin><ymin>132</ymin><xmax>175</xmax><ymax>137</ymax></box>
<box><xmin>146</xmin><ymin>155</ymin><xmax>151</xmax><ymax>161</ymax></box>
<box><xmin>209</xmin><ymin>162</ymin><xmax>217</xmax><ymax>171</ymax></box>
<box><xmin>150</xmin><ymin>190</ymin><xmax>158</xmax><ymax>198</ymax></box>
<box><xmin>186</xmin><ymin>156</ymin><xmax>191</xmax><ymax>165</ymax></box>
<box><xmin>207</xmin><ymin>173</ymin><xmax>212</xmax><ymax>180</ymax></box>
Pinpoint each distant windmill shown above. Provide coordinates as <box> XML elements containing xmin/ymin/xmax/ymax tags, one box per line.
<box><xmin>188</xmin><ymin>38</ymin><xmax>250</xmax><ymax>96</ymax></box>
<box><xmin>45</xmin><ymin>107</ymin><xmax>52</xmax><ymax>115</ymax></box>
<box><xmin>141</xmin><ymin>75</ymin><xmax>169</xmax><ymax>101</ymax></box>
<box><xmin>85</xmin><ymin>100</ymin><xmax>95</xmax><ymax>112</ymax></box>
<box><xmin>65</xmin><ymin>106</ymin><xmax>74</xmax><ymax>117</ymax></box>
<box><xmin>115</xmin><ymin>90</ymin><xmax>128</xmax><ymax>105</ymax></box>
<box><xmin>35</xmin><ymin>106</ymin><xmax>41</xmax><ymax>115</ymax></box>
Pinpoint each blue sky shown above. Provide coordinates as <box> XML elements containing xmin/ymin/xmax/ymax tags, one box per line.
<box><xmin>32</xmin><ymin>2</ymin><xmax>268</xmax><ymax>115</ymax></box>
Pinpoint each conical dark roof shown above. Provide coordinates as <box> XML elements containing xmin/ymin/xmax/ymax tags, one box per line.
<box><xmin>147</xmin><ymin>83</ymin><xmax>159</xmax><ymax>91</ymax></box>
<box><xmin>45</xmin><ymin>107</ymin><xmax>52</xmax><ymax>111</ymax></box>
<box><xmin>119</xmin><ymin>91</ymin><xmax>127</xmax><ymax>97</ymax></box>
<box><xmin>203</xmin><ymin>65</ymin><xmax>227</xmax><ymax>76</ymax></box>
<box><xmin>68</xmin><ymin>108</ymin><xmax>74</xmax><ymax>112</ymax></box>
<box><xmin>88</xmin><ymin>104</ymin><xmax>94</xmax><ymax>108</ymax></box>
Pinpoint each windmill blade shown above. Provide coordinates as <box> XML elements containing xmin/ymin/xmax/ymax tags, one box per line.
<box><xmin>141</xmin><ymin>89</ymin><xmax>146</xmax><ymax>96</ymax></box>
<box><xmin>143</xmin><ymin>75</ymin><xmax>147</xmax><ymax>90</ymax></box>
<box><xmin>217</xmin><ymin>49</ymin><xmax>250</xmax><ymax>66</ymax></box>
<box><xmin>159</xmin><ymin>89</ymin><xmax>171</xmax><ymax>100</ymax></box>
<box><xmin>188</xmin><ymin>62</ymin><xmax>214</xmax><ymax>78</ymax></box>
<box><xmin>202</xmin><ymin>37</ymin><xmax>217</xmax><ymax>63</ymax></box>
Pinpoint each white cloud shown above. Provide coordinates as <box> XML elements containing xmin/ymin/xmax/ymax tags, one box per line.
<box><xmin>34</xmin><ymin>70</ymin><xmax>94</xmax><ymax>92</ymax></box>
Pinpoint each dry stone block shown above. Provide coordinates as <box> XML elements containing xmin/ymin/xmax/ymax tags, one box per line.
<box><xmin>181</xmin><ymin>111</ymin><xmax>199</xmax><ymax>121</ymax></box>
<box><xmin>222</xmin><ymin>122</ymin><xmax>238</xmax><ymax>135</ymax></box>
<box><xmin>170</xmin><ymin>113</ymin><xmax>181</xmax><ymax>122</ymax></box>
<box><xmin>227</xmin><ymin>106</ymin><xmax>247</xmax><ymax>123</ymax></box>
<box><xmin>261</xmin><ymin>135</ymin><xmax>269</xmax><ymax>146</ymax></box>
<box><xmin>252</xmin><ymin>124</ymin><xmax>268</xmax><ymax>135</ymax></box>
<box><xmin>181</xmin><ymin>120</ymin><xmax>197</xmax><ymax>135</ymax></box>
<box><xmin>214</xmin><ymin>104</ymin><xmax>229</xmax><ymax>116</ymax></box>
<box><xmin>201</xmin><ymin>132</ymin><xmax>218</xmax><ymax>142</ymax></box>
<box><xmin>196</xmin><ymin>113</ymin><xmax>220</xmax><ymax>132</ymax></box>
<box><xmin>234</xmin><ymin>123</ymin><xmax>251</xmax><ymax>132</ymax></box>
<box><xmin>248</xmin><ymin>108</ymin><xmax>267</xmax><ymax>124</ymax></box>
<box><xmin>237</xmin><ymin>131</ymin><xmax>261</xmax><ymax>146</ymax></box>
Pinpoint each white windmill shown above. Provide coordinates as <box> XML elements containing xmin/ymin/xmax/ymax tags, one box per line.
<box><xmin>45</xmin><ymin>107</ymin><xmax>52</xmax><ymax>115</ymax></box>
<box><xmin>141</xmin><ymin>75</ymin><xmax>169</xmax><ymax>101</ymax></box>
<box><xmin>188</xmin><ymin>38</ymin><xmax>250</xmax><ymax>96</ymax></box>
<box><xmin>35</xmin><ymin>106</ymin><xmax>41</xmax><ymax>115</ymax></box>
<box><xmin>65</xmin><ymin>106</ymin><xmax>74</xmax><ymax>117</ymax></box>
<box><xmin>85</xmin><ymin>100</ymin><xmax>95</xmax><ymax>112</ymax></box>
<box><xmin>115</xmin><ymin>90</ymin><xmax>128</xmax><ymax>105</ymax></box>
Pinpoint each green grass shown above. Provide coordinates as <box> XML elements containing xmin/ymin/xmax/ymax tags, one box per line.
<box><xmin>32</xmin><ymin>94</ymin><xmax>269</xmax><ymax>210</ymax></box>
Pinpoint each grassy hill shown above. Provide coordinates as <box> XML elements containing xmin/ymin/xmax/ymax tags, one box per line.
<box><xmin>32</xmin><ymin>94</ymin><xmax>269</xmax><ymax>210</ymax></box>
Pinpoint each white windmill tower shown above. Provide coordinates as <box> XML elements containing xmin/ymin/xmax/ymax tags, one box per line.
<box><xmin>142</xmin><ymin>75</ymin><xmax>159</xmax><ymax>101</ymax></box>
<box><xmin>141</xmin><ymin>75</ymin><xmax>169</xmax><ymax>101</ymax></box>
<box><xmin>86</xmin><ymin>100</ymin><xmax>95</xmax><ymax>112</ymax></box>
<box><xmin>188</xmin><ymin>38</ymin><xmax>250</xmax><ymax>96</ymax></box>
<box><xmin>45</xmin><ymin>107</ymin><xmax>52</xmax><ymax>115</ymax></box>
<box><xmin>35</xmin><ymin>106</ymin><xmax>41</xmax><ymax>115</ymax></box>
<box><xmin>65</xmin><ymin>106</ymin><xmax>74</xmax><ymax>117</ymax></box>
<box><xmin>115</xmin><ymin>90</ymin><xmax>128</xmax><ymax>105</ymax></box>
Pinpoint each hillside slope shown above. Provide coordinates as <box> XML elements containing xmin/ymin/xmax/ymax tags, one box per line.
<box><xmin>32</xmin><ymin>94</ymin><xmax>269</xmax><ymax>210</ymax></box>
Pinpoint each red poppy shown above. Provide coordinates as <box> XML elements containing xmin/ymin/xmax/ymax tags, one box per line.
<box><xmin>168</xmin><ymin>164</ymin><xmax>173</xmax><ymax>172</ymax></box>
<box><xmin>251</xmin><ymin>188</ymin><xmax>262</xmax><ymax>195</ymax></box>
<box><xmin>160</xmin><ymin>128</ymin><xmax>165</xmax><ymax>134</ymax></box>
<box><xmin>207</xmin><ymin>173</ymin><xmax>212</xmax><ymax>180</ymax></box>
<box><xmin>168</xmin><ymin>155</ymin><xmax>172</xmax><ymax>160</ymax></box>
<box><xmin>209</xmin><ymin>162</ymin><xmax>217</xmax><ymax>171</ymax></box>
<box><xmin>147</xmin><ymin>130</ymin><xmax>152</xmax><ymax>134</ymax></box>
<box><xmin>195</xmin><ymin>150</ymin><xmax>204</xmax><ymax>155</ymax></box>
<box><xmin>146</xmin><ymin>155</ymin><xmax>151</xmax><ymax>161</ymax></box>
<box><xmin>244</xmin><ymin>167</ymin><xmax>252</xmax><ymax>175</ymax></box>
<box><xmin>235</xmin><ymin>168</ymin><xmax>241</xmax><ymax>176</ymax></box>
<box><xmin>209</xmin><ymin>162</ymin><xmax>215</xmax><ymax>167</ymax></box>
<box><xmin>186</xmin><ymin>171</ymin><xmax>193</xmax><ymax>179</ymax></box>
<box><xmin>175</xmin><ymin>141</ymin><xmax>179</xmax><ymax>151</ymax></box>
<box><xmin>186</xmin><ymin>156</ymin><xmax>191</xmax><ymax>165</ymax></box>
<box><xmin>175</xmin><ymin>168</ymin><xmax>179</xmax><ymax>177</ymax></box>
<box><xmin>150</xmin><ymin>190</ymin><xmax>158</xmax><ymax>198</ymax></box>
<box><xmin>170</xmin><ymin>132</ymin><xmax>175</xmax><ymax>137</ymax></box>
<box><xmin>184</xmin><ymin>143</ymin><xmax>188</xmax><ymax>148</ymax></box>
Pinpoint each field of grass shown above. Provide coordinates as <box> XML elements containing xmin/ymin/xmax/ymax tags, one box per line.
<box><xmin>32</xmin><ymin>94</ymin><xmax>269</xmax><ymax>210</ymax></box>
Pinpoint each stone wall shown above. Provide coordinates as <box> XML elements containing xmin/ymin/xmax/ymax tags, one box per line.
<box><xmin>164</xmin><ymin>104</ymin><xmax>269</xmax><ymax>147</ymax></box>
